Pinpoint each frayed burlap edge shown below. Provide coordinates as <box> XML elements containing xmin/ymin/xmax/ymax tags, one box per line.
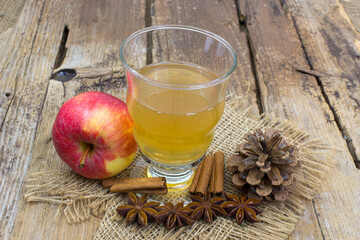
<box><xmin>25</xmin><ymin>170</ymin><xmax>118</xmax><ymax>223</ymax></box>
<box><xmin>25</xmin><ymin>97</ymin><xmax>335</xmax><ymax>239</ymax></box>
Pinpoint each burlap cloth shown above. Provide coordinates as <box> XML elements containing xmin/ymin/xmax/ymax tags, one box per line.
<box><xmin>25</xmin><ymin>96</ymin><xmax>334</xmax><ymax>240</ymax></box>
<box><xmin>0</xmin><ymin>0</ymin><xmax>26</xmax><ymax>34</ymax></box>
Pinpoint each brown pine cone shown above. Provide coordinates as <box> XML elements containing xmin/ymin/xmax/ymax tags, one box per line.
<box><xmin>227</xmin><ymin>128</ymin><xmax>301</xmax><ymax>201</ymax></box>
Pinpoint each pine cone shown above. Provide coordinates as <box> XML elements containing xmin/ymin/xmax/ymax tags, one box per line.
<box><xmin>227</xmin><ymin>128</ymin><xmax>301</xmax><ymax>201</ymax></box>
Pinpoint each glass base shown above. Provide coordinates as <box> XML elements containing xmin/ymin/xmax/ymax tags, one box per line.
<box><xmin>140</xmin><ymin>150</ymin><xmax>204</xmax><ymax>191</ymax></box>
<box><xmin>147</xmin><ymin>166</ymin><xmax>194</xmax><ymax>191</ymax></box>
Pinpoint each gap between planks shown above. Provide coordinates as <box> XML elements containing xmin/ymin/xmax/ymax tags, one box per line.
<box><xmin>145</xmin><ymin>0</ymin><xmax>153</xmax><ymax>65</ymax></box>
<box><xmin>237</xmin><ymin>0</ymin><xmax>326</xmax><ymax>238</ymax></box>
<box><xmin>0</xmin><ymin>3</ymin><xmax>46</xmax><ymax>134</ymax></box>
<box><xmin>312</xmin><ymin>199</ymin><xmax>326</xmax><ymax>240</ymax></box>
<box><xmin>234</xmin><ymin>0</ymin><xmax>264</xmax><ymax>114</ymax></box>
<box><xmin>289</xmin><ymin>6</ymin><xmax>360</xmax><ymax>169</ymax></box>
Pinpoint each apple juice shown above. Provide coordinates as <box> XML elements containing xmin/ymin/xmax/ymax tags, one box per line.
<box><xmin>127</xmin><ymin>62</ymin><xmax>225</xmax><ymax>165</ymax></box>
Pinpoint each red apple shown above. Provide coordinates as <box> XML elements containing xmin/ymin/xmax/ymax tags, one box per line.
<box><xmin>52</xmin><ymin>91</ymin><xmax>138</xmax><ymax>179</ymax></box>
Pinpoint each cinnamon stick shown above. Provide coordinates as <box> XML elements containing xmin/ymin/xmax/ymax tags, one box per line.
<box><xmin>195</xmin><ymin>153</ymin><xmax>215</xmax><ymax>196</ymax></box>
<box><xmin>189</xmin><ymin>160</ymin><xmax>204</xmax><ymax>194</ymax></box>
<box><xmin>103</xmin><ymin>177</ymin><xmax>167</xmax><ymax>194</ymax></box>
<box><xmin>110</xmin><ymin>180</ymin><xmax>166</xmax><ymax>193</ymax></box>
<box><xmin>135</xmin><ymin>188</ymin><xmax>168</xmax><ymax>194</ymax></box>
<box><xmin>209</xmin><ymin>159</ymin><xmax>216</xmax><ymax>193</ymax></box>
<box><xmin>212</xmin><ymin>151</ymin><xmax>225</xmax><ymax>194</ymax></box>
<box><xmin>102</xmin><ymin>177</ymin><xmax>165</xmax><ymax>189</ymax></box>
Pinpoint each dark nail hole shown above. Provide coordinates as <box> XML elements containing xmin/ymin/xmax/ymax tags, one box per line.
<box><xmin>5</xmin><ymin>92</ymin><xmax>12</xmax><ymax>97</ymax></box>
<box><xmin>51</xmin><ymin>69</ymin><xmax>77</xmax><ymax>82</ymax></box>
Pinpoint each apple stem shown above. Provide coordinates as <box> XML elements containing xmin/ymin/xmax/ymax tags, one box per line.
<box><xmin>79</xmin><ymin>144</ymin><xmax>91</xmax><ymax>168</ymax></box>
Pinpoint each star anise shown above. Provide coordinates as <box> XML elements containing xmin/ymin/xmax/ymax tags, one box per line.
<box><xmin>221</xmin><ymin>192</ymin><xmax>262</xmax><ymax>225</ymax></box>
<box><xmin>156</xmin><ymin>202</ymin><xmax>195</xmax><ymax>230</ymax></box>
<box><xmin>116</xmin><ymin>192</ymin><xmax>160</xmax><ymax>227</ymax></box>
<box><xmin>187</xmin><ymin>193</ymin><xmax>227</xmax><ymax>223</ymax></box>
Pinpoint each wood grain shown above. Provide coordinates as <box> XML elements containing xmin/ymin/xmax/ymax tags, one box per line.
<box><xmin>284</xmin><ymin>0</ymin><xmax>360</xmax><ymax>238</ymax></box>
<box><xmin>285</xmin><ymin>0</ymin><xmax>360</xmax><ymax>167</ymax></box>
<box><xmin>243</xmin><ymin>0</ymin><xmax>360</xmax><ymax>239</ymax></box>
<box><xmin>0</xmin><ymin>0</ymin><xmax>145</xmax><ymax>239</ymax></box>
<box><xmin>0</xmin><ymin>0</ymin><xmax>43</xmax><ymax>128</ymax></box>
<box><xmin>1</xmin><ymin>0</ymin><xmax>359</xmax><ymax>239</ymax></box>
<box><xmin>152</xmin><ymin>0</ymin><xmax>258</xmax><ymax>117</ymax></box>
<box><xmin>0</xmin><ymin>0</ymin><xmax>66</xmax><ymax>238</ymax></box>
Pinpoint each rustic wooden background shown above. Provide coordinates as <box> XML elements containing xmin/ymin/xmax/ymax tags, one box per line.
<box><xmin>1</xmin><ymin>0</ymin><xmax>359</xmax><ymax>239</ymax></box>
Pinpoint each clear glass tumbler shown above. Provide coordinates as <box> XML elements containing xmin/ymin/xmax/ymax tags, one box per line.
<box><xmin>120</xmin><ymin>25</ymin><xmax>237</xmax><ymax>189</ymax></box>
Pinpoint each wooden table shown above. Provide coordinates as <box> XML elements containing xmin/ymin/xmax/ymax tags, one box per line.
<box><xmin>1</xmin><ymin>0</ymin><xmax>359</xmax><ymax>239</ymax></box>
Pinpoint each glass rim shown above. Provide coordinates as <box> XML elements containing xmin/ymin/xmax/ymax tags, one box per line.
<box><xmin>119</xmin><ymin>25</ymin><xmax>237</xmax><ymax>90</ymax></box>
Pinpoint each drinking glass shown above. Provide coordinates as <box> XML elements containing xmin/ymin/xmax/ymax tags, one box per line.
<box><xmin>120</xmin><ymin>25</ymin><xmax>237</xmax><ymax>189</ymax></box>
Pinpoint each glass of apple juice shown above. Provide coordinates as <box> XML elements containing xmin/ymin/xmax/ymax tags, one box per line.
<box><xmin>120</xmin><ymin>25</ymin><xmax>237</xmax><ymax>190</ymax></box>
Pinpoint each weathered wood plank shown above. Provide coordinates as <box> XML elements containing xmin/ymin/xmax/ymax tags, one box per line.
<box><xmin>244</xmin><ymin>0</ymin><xmax>360</xmax><ymax>239</ymax></box>
<box><xmin>0</xmin><ymin>0</ymin><xmax>67</xmax><ymax>238</ymax></box>
<box><xmin>59</xmin><ymin>0</ymin><xmax>146</xmax><ymax>71</ymax></box>
<box><xmin>9</xmin><ymin>1</ymin><xmax>146</xmax><ymax>239</ymax></box>
<box><xmin>285</xmin><ymin>0</ymin><xmax>360</xmax><ymax>167</ymax></box>
<box><xmin>2</xmin><ymin>0</ymin><xmax>358</xmax><ymax>239</ymax></box>
<box><xmin>0</xmin><ymin>0</ymin><xmax>44</xmax><ymax>129</ymax></box>
<box><xmin>152</xmin><ymin>0</ymin><xmax>258</xmax><ymax>116</ymax></box>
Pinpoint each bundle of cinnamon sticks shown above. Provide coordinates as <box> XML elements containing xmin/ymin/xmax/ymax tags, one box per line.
<box><xmin>189</xmin><ymin>151</ymin><xmax>225</xmax><ymax>196</ymax></box>
<box><xmin>102</xmin><ymin>151</ymin><xmax>225</xmax><ymax>196</ymax></box>
<box><xmin>102</xmin><ymin>176</ymin><xmax>168</xmax><ymax>194</ymax></box>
